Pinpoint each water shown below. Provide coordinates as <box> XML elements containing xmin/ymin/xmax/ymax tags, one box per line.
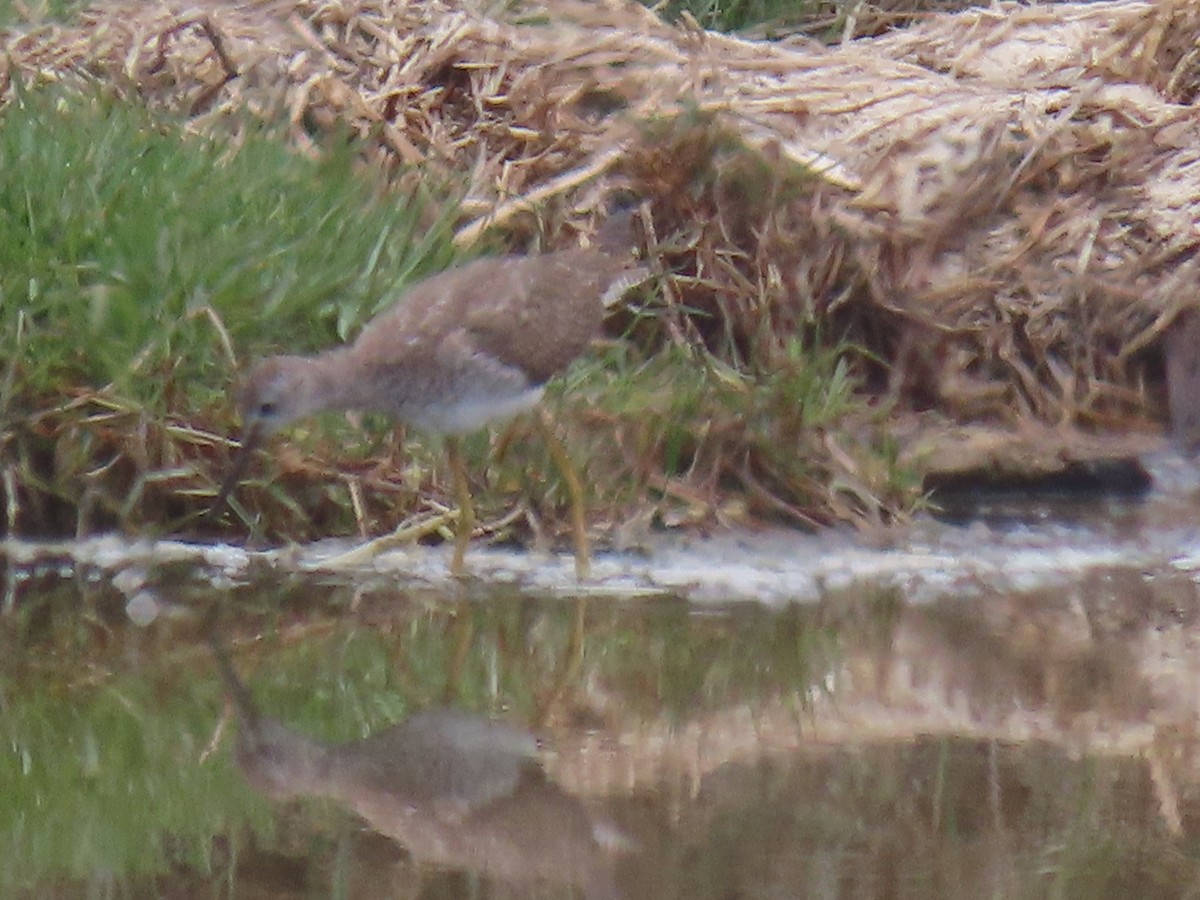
<box><xmin>5</xmin><ymin>453</ymin><xmax>1200</xmax><ymax>898</ymax></box>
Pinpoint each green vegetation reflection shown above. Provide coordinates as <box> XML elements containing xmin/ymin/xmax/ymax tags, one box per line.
<box><xmin>0</xmin><ymin>577</ymin><xmax>838</xmax><ymax>893</ymax></box>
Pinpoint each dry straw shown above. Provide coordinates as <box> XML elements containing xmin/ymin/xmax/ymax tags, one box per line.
<box><xmin>4</xmin><ymin>0</ymin><xmax>1198</xmax><ymax>452</ymax></box>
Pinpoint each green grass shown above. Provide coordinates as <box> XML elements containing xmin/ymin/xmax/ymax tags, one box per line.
<box><xmin>654</xmin><ymin>0</ymin><xmax>822</xmax><ymax>32</ymax></box>
<box><xmin>0</xmin><ymin>89</ymin><xmax>456</xmax><ymax>408</ymax></box>
<box><xmin>0</xmin><ymin>0</ymin><xmax>85</xmax><ymax>27</ymax></box>
<box><xmin>0</xmin><ymin>88</ymin><xmax>460</xmax><ymax>535</ymax></box>
<box><xmin>648</xmin><ymin>0</ymin><xmax>977</xmax><ymax>40</ymax></box>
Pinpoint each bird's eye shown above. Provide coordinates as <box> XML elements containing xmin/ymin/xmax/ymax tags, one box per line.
<box><xmin>258</xmin><ymin>401</ymin><xmax>278</xmax><ymax>417</ymax></box>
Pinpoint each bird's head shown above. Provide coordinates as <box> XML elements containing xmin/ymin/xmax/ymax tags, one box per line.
<box><xmin>237</xmin><ymin>355</ymin><xmax>319</xmax><ymax>437</ymax></box>
<box><xmin>208</xmin><ymin>355</ymin><xmax>321</xmax><ymax>519</ymax></box>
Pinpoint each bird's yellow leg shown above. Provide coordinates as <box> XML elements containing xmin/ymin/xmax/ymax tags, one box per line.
<box><xmin>447</xmin><ymin>436</ymin><xmax>475</xmax><ymax>577</ymax></box>
<box><xmin>535</xmin><ymin>409</ymin><xmax>591</xmax><ymax>580</ymax></box>
<box><xmin>490</xmin><ymin>418</ymin><xmax>523</xmax><ymax>464</ymax></box>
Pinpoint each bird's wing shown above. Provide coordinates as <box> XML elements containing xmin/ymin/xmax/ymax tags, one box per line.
<box><xmin>457</xmin><ymin>252</ymin><xmax>617</xmax><ymax>383</ymax></box>
<box><xmin>354</xmin><ymin>251</ymin><xmax>630</xmax><ymax>384</ymax></box>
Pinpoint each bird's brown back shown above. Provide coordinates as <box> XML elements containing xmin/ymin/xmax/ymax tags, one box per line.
<box><xmin>354</xmin><ymin>248</ymin><xmax>634</xmax><ymax>385</ymax></box>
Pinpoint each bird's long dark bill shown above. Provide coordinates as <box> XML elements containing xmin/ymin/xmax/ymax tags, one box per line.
<box><xmin>208</xmin><ymin>426</ymin><xmax>262</xmax><ymax>521</ymax></box>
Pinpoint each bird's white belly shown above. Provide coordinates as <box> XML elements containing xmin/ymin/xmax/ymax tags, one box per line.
<box><xmin>406</xmin><ymin>385</ymin><xmax>546</xmax><ymax>434</ymax></box>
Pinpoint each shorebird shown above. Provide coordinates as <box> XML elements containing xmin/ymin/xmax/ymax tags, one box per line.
<box><xmin>212</xmin><ymin>211</ymin><xmax>646</xmax><ymax>577</ymax></box>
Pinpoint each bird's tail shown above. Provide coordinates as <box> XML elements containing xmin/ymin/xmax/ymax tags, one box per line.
<box><xmin>602</xmin><ymin>266</ymin><xmax>652</xmax><ymax>309</ymax></box>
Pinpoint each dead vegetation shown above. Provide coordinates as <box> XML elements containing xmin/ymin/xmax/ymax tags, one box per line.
<box><xmin>4</xmin><ymin>0</ymin><xmax>1199</xmax><ymax>539</ymax></box>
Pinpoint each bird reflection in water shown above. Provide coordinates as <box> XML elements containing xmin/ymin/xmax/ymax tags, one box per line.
<box><xmin>210</xmin><ymin>636</ymin><xmax>629</xmax><ymax>898</ymax></box>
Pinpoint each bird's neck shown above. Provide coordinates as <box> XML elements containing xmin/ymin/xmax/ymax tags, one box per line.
<box><xmin>301</xmin><ymin>347</ymin><xmax>367</xmax><ymax>417</ymax></box>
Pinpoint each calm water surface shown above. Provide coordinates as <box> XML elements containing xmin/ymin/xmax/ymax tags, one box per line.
<box><xmin>5</xmin><ymin>500</ymin><xmax>1200</xmax><ymax>898</ymax></box>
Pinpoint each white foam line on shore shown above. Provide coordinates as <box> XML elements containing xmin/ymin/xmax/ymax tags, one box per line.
<box><xmin>4</xmin><ymin>521</ymin><xmax>1194</xmax><ymax>606</ymax></box>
